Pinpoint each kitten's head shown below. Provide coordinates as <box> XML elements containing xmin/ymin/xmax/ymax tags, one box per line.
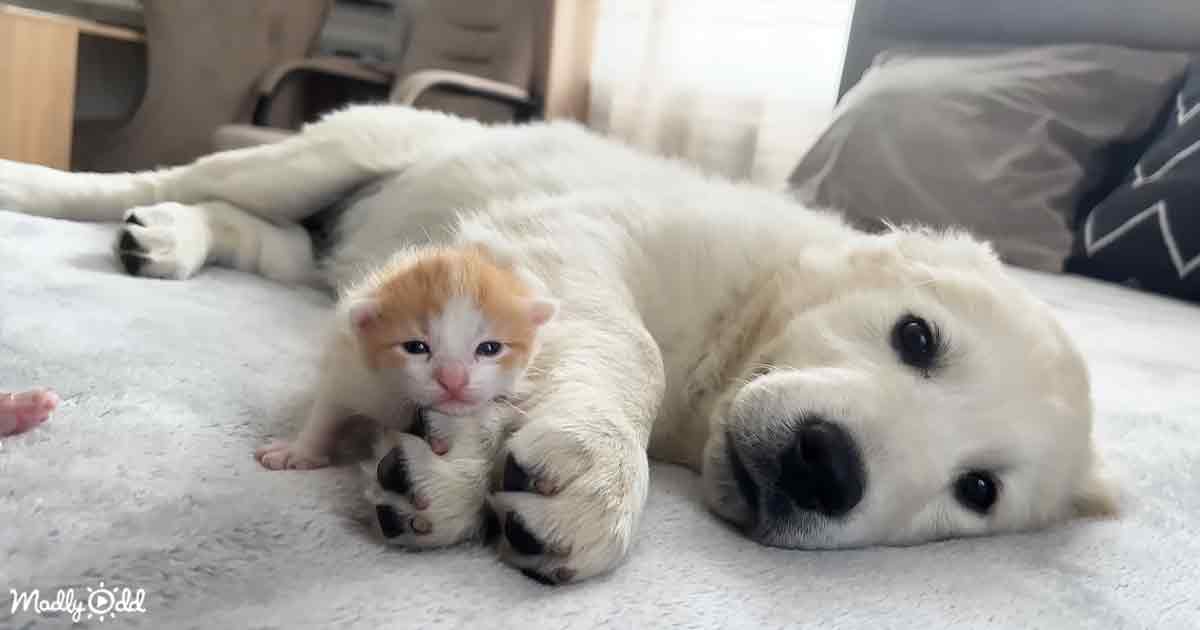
<box><xmin>343</xmin><ymin>246</ymin><xmax>557</xmax><ymax>416</ymax></box>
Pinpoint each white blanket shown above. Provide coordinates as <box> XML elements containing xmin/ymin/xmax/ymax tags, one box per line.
<box><xmin>2</xmin><ymin>210</ymin><xmax>1197</xmax><ymax>629</ymax></box>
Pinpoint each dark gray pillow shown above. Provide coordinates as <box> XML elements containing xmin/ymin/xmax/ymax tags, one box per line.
<box><xmin>789</xmin><ymin>44</ymin><xmax>1191</xmax><ymax>271</ymax></box>
<box><xmin>1068</xmin><ymin>61</ymin><xmax>1200</xmax><ymax>302</ymax></box>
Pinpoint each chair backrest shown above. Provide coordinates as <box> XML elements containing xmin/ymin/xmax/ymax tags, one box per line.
<box><xmin>74</xmin><ymin>0</ymin><xmax>332</xmax><ymax>171</ymax></box>
<box><xmin>393</xmin><ymin>0</ymin><xmax>546</xmax><ymax>122</ymax></box>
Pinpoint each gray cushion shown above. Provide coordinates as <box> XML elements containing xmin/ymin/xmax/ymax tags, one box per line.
<box><xmin>790</xmin><ymin>44</ymin><xmax>1191</xmax><ymax>271</ymax></box>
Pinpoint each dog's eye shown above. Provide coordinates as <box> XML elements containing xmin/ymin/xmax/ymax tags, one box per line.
<box><xmin>891</xmin><ymin>315</ymin><xmax>939</xmax><ymax>371</ymax></box>
<box><xmin>954</xmin><ymin>471</ymin><xmax>999</xmax><ymax>514</ymax></box>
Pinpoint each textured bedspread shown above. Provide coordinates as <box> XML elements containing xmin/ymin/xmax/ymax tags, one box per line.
<box><xmin>2</xmin><ymin>210</ymin><xmax>1197</xmax><ymax>629</ymax></box>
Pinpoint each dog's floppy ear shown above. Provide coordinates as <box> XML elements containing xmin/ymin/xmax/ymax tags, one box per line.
<box><xmin>1072</xmin><ymin>460</ymin><xmax>1120</xmax><ymax>519</ymax></box>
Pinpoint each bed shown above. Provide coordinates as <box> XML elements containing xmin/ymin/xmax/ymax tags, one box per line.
<box><xmin>3</xmin><ymin>207</ymin><xmax>1198</xmax><ymax>628</ymax></box>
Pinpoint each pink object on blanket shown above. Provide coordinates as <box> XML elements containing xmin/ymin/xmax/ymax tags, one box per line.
<box><xmin>0</xmin><ymin>388</ymin><xmax>58</xmax><ymax>436</ymax></box>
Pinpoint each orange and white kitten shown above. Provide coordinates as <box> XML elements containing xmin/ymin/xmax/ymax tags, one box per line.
<box><xmin>256</xmin><ymin>244</ymin><xmax>557</xmax><ymax>470</ymax></box>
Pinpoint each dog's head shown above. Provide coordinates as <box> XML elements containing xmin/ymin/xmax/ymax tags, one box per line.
<box><xmin>702</xmin><ymin>227</ymin><xmax>1115</xmax><ymax>548</ymax></box>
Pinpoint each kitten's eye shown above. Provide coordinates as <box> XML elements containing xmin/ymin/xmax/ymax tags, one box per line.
<box><xmin>954</xmin><ymin>471</ymin><xmax>999</xmax><ymax>515</ymax></box>
<box><xmin>891</xmin><ymin>314</ymin><xmax>940</xmax><ymax>371</ymax></box>
<box><xmin>476</xmin><ymin>341</ymin><xmax>503</xmax><ymax>357</ymax></box>
<box><xmin>399</xmin><ymin>341</ymin><xmax>430</xmax><ymax>355</ymax></box>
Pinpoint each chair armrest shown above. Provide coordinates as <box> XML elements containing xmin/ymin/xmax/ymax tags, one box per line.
<box><xmin>258</xmin><ymin>56</ymin><xmax>393</xmax><ymax>93</ymax></box>
<box><xmin>392</xmin><ymin>69</ymin><xmax>539</xmax><ymax>119</ymax></box>
<box><xmin>252</xmin><ymin>56</ymin><xmax>396</xmax><ymax>126</ymax></box>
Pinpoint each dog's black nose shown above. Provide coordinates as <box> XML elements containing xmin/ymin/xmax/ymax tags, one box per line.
<box><xmin>778</xmin><ymin>420</ymin><xmax>864</xmax><ymax>517</ymax></box>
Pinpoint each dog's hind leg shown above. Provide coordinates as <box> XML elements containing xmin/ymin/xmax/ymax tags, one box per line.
<box><xmin>1</xmin><ymin>105</ymin><xmax>486</xmax><ymax>282</ymax></box>
<box><xmin>0</xmin><ymin>133</ymin><xmax>367</xmax><ymax>224</ymax></box>
<box><xmin>0</xmin><ymin>104</ymin><xmax>485</xmax><ymax>225</ymax></box>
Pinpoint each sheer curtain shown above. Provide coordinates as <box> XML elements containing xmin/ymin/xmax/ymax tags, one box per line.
<box><xmin>588</xmin><ymin>0</ymin><xmax>853</xmax><ymax>188</ymax></box>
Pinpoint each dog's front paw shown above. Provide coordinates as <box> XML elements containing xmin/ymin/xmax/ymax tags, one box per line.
<box><xmin>365</xmin><ymin>412</ymin><xmax>499</xmax><ymax>548</ymax></box>
<box><xmin>490</xmin><ymin>420</ymin><xmax>649</xmax><ymax>585</ymax></box>
<box><xmin>115</xmin><ymin>203</ymin><xmax>210</xmax><ymax>279</ymax></box>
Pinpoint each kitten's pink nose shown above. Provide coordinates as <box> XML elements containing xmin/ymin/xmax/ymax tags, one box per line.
<box><xmin>435</xmin><ymin>363</ymin><xmax>469</xmax><ymax>395</ymax></box>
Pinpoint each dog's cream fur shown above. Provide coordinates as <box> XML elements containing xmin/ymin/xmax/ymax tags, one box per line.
<box><xmin>0</xmin><ymin>105</ymin><xmax>1115</xmax><ymax>583</ymax></box>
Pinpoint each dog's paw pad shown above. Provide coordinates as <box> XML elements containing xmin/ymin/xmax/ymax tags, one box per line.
<box><xmin>502</xmin><ymin>453</ymin><xmax>558</xmax><ymax>495</ymax></box>
<box><xmin>376</xmin><ymin>505</ymin><xmax>407</xmax><ymax>538</ymax></box>
<box><xmin>374</xmin><ymin>506</ymin><xmax>433</xmax><ymax>538</ymax></box>
<box><xmin>503</xmin><ymin>511</ymin><xmax>545</xmax><ymax>555</ymax></box>
<box><xmin>377</xmin><ymin>447</ymin><xmax>412</xmax><ymax>494</ymax></box>
<box><xmin>410</xmin><ymin>515</ymin><xmax>433</xmax><ymax>534</ymax></box>
<box><xmin>520</xmin><ymin>567</ymin><xmax>577</xmax><ymax>586</ymax></box>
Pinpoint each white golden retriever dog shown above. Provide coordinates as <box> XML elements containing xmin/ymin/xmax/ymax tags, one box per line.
<box><xmin>0</xmin><ymin>105</ymin><xmax>1116</xmax><ymax>585</ymax></box>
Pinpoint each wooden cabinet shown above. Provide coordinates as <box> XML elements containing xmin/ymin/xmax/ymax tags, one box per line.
<box><xmin>0</xmin><ymin>5</ymin><xmax>142</xmax><ymax>169</ymax></box>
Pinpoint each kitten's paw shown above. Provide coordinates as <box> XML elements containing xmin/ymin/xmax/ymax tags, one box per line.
<box><xmin>115</xmin><ymin>203</ymin><xmax>211</xmax><ymax>280</ymax></box>
<box><xmin>255</xmin><ymin>440</ymin><xmax>331</xmax><ymax>470</ymax></box>
<box><xmin>490</xmin><ymin>420</ymin><xmax>648</xmax><ymax>585</ymax></box>
<box><xmin>366</xmin><ymin>417</ymin><xmax>498</xmax><ymax>548</ymax></box>
<box><xmin>409</xmin><ymin>407</ymin><xmax>456</xmax><ymax>456</ymax></box>
<box><xmin>0</xmin><ymin>389</ymin><xmax>58</xmax><ymax>436</ymax></box>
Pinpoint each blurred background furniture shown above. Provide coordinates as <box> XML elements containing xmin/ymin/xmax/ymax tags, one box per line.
<box><xmin>0</xmin><ymin>4</ymin><xmax>143</xmax><ymax>169</ymax></box>
<box><xmin>214</xmin><ymin>0</ymin><xmax>588</xmax><ymax>152</ymax></box>
<box><xmin>70</xmin><ymin>0</ymin><xmax>332</xmax><ymax>172</ymax></box>
<box><xmin>3</xmin><ymin>0</ymin><xmax>597</xmax><ymax>167</ymax></box>
<box><xmin>317</xmin><ymin>0</ymin><xmax>406</xmax><ymax>62</ymax></box>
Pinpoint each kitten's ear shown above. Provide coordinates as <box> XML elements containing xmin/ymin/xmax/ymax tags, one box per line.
<box><xmin>527</xmin><ymin>298</ymin><xmax>559</xmax><ymax>327</ymax></box>
<box><xmin>346</xmin><ymin>298</ymin><xmax>382</xmax><ymax>333</ymax></box>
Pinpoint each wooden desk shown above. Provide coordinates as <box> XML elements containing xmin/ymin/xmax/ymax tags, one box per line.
<box><xmin>0</xmin><ymin>5</ymin><xmax>144</xmax><ymax>169</ymax></box>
